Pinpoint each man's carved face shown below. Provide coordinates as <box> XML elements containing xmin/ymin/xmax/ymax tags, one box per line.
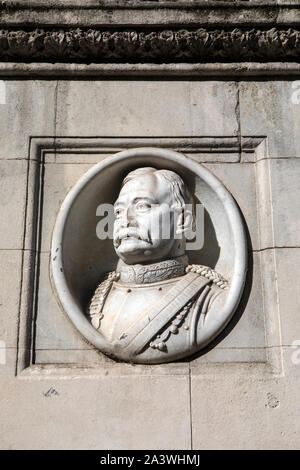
<box><xmin>113</xmin><ymin>173</ymin><xmax>181</xmax><ymax>265</ymax></box>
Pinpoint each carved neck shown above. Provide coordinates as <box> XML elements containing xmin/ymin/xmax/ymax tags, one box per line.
<box><xmin>117</xmin><ymin>255</ymin><xmax>189</xmax><ymax>285</ymax></box>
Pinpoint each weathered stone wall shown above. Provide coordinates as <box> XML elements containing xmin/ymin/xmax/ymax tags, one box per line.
<box><xmin>0</xmin><ymin>1</ymin><xmax>300</xmax><ymax>449</ymax></box>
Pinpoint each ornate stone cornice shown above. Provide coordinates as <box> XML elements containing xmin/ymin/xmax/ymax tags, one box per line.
<box><xmin>1</xmin><ymin>2</ymin><xmax>300</xmax><ymax>75</ymax></box>
<box><xmin>0</xmin><ymin>27</ymin><xmax>300</xmax><ymax>62</ymax></box>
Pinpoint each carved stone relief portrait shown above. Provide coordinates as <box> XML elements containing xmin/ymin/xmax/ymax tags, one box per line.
<box><xmin>51</xmin><ymin>148</ymin><xmax>247</xmax><ymax>364</ymax></box>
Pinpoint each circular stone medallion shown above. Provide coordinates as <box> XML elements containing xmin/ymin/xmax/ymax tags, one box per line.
<box><xmin>51</xmin><ymin>148</ymin><xmax>247</xmax><ymax>364</ymax></box>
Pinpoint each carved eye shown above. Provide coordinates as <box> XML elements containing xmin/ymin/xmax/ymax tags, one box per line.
<box><xmin>114</xmin><ymin>208</ymin><xmax>123</xmax><ymax>218</ymax></box>
<box><xmin>136</xmin><ymin>201</ymin><xmax>151</xmax><ymax>212</ymax></box>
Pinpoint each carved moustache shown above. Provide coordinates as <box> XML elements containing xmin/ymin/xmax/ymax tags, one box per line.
<box><xmin>113</xmin><ymin>227</ymin><xmax>152</xmax><ymax>248</ymax></box>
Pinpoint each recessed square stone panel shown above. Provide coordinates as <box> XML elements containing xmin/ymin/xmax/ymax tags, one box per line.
<box><xmin>17</xmin><ymin>135</ymin><xmax>280</xmax><ymax>373</ymax></box>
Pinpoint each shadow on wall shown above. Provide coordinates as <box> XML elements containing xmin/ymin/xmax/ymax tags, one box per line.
<box><xmin>188</xmin><ymin>202</ymin><xmax>220</xmax><ymax>269</ymax></box>
<box><xmin>186</xmin><ymin>205</ymin><xmax>252</xmax><ymax>361</ymax></box>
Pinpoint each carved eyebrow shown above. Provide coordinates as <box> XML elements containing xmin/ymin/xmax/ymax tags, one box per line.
<box><xmin>133</xmin><ymin>197</ymin><xmax>156</xmax><ymax>204</ymax></box>
<box><xmin>114</xmin><ymin>197</ymin><xmax>156</xmax><ymax>208</ymax></box>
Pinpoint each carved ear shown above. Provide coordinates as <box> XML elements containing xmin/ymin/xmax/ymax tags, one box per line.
<box><xmin>175</xmin><ymin>209</ymin><xmax>193</xmax><ymax>235</ymax></box>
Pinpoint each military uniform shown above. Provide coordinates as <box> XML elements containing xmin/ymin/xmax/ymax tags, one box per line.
<box><xmin>88</xmin><ymin>256</ymin><xmax>228</xmax><ymax>364</ymax></box>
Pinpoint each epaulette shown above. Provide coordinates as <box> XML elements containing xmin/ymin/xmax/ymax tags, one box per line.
<box><xmin>88</xmin><ymin>271</ymin><xmax>120</xmax><ymax>329</ymax></box>
<box><xmin>186</xmin><ymin>264</ymin><xmax>228</xmax><ymax>289</ymax></box>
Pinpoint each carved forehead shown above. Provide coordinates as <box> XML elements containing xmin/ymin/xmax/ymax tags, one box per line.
<box><xmin>115</xmin><ymin>172</ymin><xmax>170</xmax><ymax>204</ymax></box>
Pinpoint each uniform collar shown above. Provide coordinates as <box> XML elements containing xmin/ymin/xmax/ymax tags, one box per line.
<box><xmin>117</xmin><ymin>255</ymin><xmax>188</xmax><ymax>284</ymax></box>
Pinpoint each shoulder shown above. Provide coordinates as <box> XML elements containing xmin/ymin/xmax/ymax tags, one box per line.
<box><xmin>186</xmin><ymin>264</ymin><xmax>228</xmax><ymax>290</ymax></box>
<box><xmin>88</xmin><ymin>271</ymin><xmax>119</xmax><ymax>328</ymax></box>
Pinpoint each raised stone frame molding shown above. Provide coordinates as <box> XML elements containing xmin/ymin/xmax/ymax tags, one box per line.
<box><xmin>16</xmin><ymin>135</ymin><xmax>282</xmax><ymax>377</ymax></box>
<box><xmin>1</xmin><ymin>1</ymin><xmax>300</xmax><ymax>77</ymax></box>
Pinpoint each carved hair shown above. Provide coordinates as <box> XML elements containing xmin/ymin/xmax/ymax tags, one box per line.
<box><xmin>122</xmin><ymin>167</ymin><xmax>194</xmax><ymax>222</ymax></box>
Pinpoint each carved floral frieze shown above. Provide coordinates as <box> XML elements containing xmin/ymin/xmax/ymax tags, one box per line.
<box><xmin>0</xmin><ymin>27</ymin><xmax>300</xmax><ymax>61</ymax></box>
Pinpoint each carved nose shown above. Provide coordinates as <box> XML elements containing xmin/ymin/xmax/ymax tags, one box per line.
<box><xmin>121</xmin><ymin>207</ymin><xmax>137</xmax><ymax>227</ymax></box>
